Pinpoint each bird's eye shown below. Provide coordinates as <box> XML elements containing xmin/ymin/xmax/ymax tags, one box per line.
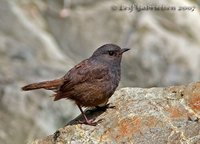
<box><xmin>108</xmin><ymin>51</ymin><xmax>114</xmax><ymax>56</ymax></box>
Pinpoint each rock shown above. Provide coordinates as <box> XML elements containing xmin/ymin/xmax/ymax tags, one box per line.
<box><xmin>30</xmin><ymin>81</ymin><xmax>200</xmax><ymax>144</ymax></box>
<box><xmin>1</xmin><ymin>0</ymin><xmax>200</xmax><ymax>144</ymax></box>
<box><xmin>0</xmin><ymin>0</ymin><xmax>78</xmax><ymax>143</ymax></box>
<box><xmin>45</xmin><ymin>0</ymin><xmax>200</xmax><ymax>87</ymax></box>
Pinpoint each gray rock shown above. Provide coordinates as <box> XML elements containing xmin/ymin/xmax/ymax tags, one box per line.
<box><xmin>45</xmin><ymin>0</ymin><xmax>200</xmax><ymax>87</ymax></box>
<box><xmin>30</xmin><ymin>82</ymin><xmax>200</xmax><ymax>144</ymax></box>
<box><xmin>0</xmin><ymin>0</ymin><xmax>77</xmax><ymax>143</ymax></box>
<box><xmin>0</xmin><ymin>0</ymin><xmax>200</xmax><ymax>144</ymax></box>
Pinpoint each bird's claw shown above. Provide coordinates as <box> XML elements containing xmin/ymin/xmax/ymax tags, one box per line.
<box><xmin>78</xmin><ymin>119</ymin><xmax>97</xmax><ymax>126</ymax></box>
<box><xmin>95</xmin><ymin>103</ymin><xmax>115</xmax><ymax>111</ymax></box>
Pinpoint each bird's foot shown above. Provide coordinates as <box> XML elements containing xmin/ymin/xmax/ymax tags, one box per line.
<box><xmin>95</xmin><ymin>103</ymin><xmax>115</xmax><ymax>111</ymax></box>
<box><xmin>79</xmin><ymin>119</ymin><xmax>97</xmax><ymax>126</ymax></box>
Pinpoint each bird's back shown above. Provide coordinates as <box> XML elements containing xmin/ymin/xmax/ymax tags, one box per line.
<box><xmin>54</xmin><ymin>58</ymin><xmax>120</xmax><ymax>107</ymax></box>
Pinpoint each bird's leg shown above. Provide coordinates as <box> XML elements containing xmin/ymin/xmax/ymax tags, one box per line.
<box><xmin>77</xmin><ymin>104</ymin><xmax>97</xmax><ymax>126</ymax></box>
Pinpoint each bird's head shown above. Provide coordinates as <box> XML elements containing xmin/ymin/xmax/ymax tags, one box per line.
<box><xmin>91</xmin><ymin>44</ymin><xmax>130</xmax><ymax>64</ymax></box>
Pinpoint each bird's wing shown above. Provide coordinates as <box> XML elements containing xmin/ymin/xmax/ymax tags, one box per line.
<box><xmin>59</xmin><ymin>59</ymin><xmax>108</xmax><ymax>92</ymax></box>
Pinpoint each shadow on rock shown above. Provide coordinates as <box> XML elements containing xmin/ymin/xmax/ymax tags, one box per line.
<box><xmin>66</xmin><ymin>104</ymin><xmax>115</xmax><ymax>126</ymax></box>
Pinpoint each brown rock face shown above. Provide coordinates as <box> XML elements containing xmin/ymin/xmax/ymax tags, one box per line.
<box><xmin>30</xmin><ymin>82</ymin><xmax>200</xmax><ymax>144</ymax></box>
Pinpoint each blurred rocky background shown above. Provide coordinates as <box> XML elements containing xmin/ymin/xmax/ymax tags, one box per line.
<box><xmin>0</xmin><ymin>0</ymin><xmax>199</xmax><ymax>143</ymax></box>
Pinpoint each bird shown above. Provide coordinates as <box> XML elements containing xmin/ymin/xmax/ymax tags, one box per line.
<box><xmin>22</xmin><ymin>44</ymin><xmax>130</xmax><ymax>125</ymax></box>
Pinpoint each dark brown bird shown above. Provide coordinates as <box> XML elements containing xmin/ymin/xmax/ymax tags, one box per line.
<box><xmin>22</xmin><ymin>44</ymin><xmax>129</xmax><ymax>125</ymax></box>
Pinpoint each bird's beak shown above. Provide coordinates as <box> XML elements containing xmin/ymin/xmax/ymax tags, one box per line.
<box><xmin>120</xmin><ymin>48</ymin><xmax>130</xmax><ymax>54</ymax></box>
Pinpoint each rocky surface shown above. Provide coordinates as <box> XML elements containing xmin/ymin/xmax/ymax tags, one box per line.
<box><xmin>30</xmin><ymin>81</ymin><xmax>200</xmax><ymax>144</ymax></box>
<box><xmin>0</xmin><ymin>0</ymin><xmax>200</xmax><ymax>144</ymax></box>
<box><xmin>0</xmin><ymin>0</ymin><xmax>78</xmax><ymax>143</ymax></box>
<box><xmin>45</xmin><ymin>0</ymin><xmax>200</xmax><ymax>87</ymax></box>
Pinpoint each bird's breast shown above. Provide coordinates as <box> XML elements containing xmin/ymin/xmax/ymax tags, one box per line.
<box><xmin>97</xmin><ymin>64</ymin><xmax>120</xmax><ymax>99</ymax></box>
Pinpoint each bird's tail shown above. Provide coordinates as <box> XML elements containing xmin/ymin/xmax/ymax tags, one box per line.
<box><xmin>22</xmin><ymin>79</ymin><xmax>63</xmax><ymax>91</ymax></box>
